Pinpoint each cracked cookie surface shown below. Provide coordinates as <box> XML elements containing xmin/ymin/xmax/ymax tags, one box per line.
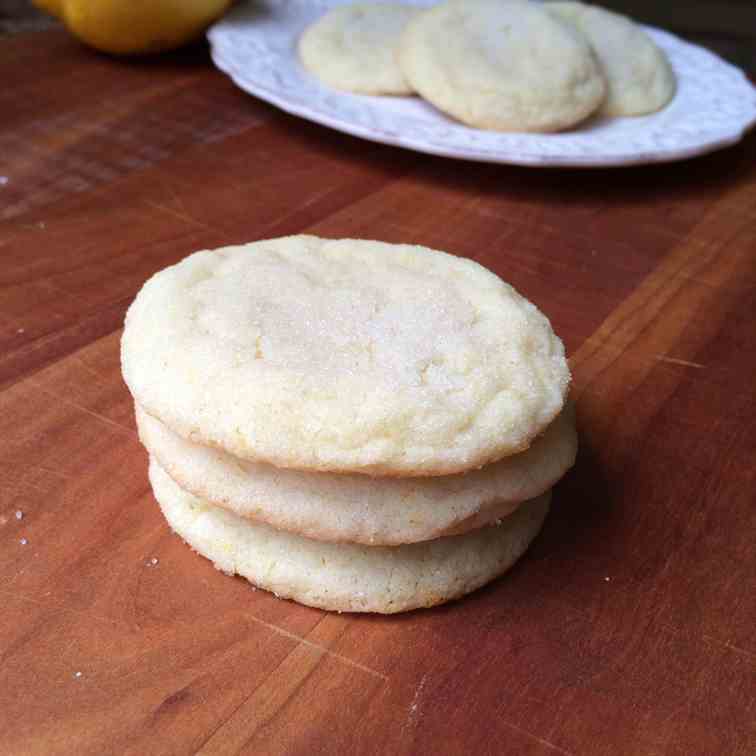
<box><xmin>398</xmin><ymin>0</ymin><xmax>606</xmax><ymax>132</ymax></box>
<box><xmin>122</xmin><ymin>235</ymin><xmax>570</xmax><ymax>475</ymax></box>
<box><xmin>299</xmin><ymin>3</ymin><xmax>419</xmax><ymax>95</ymax></box>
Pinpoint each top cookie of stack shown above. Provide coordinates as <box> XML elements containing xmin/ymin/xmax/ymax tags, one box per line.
<box><xmin>123</xmin><ymin>236</ymin><xmax>569</xmax><ymax>476</ymax></box>
<box><xmin>122</xmin><ymin>236</ymin><xmax>574</xmax><ymax>613</ymax></box>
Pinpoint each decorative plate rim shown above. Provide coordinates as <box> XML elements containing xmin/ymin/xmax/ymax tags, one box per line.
<box><xmin>208</xmin><ymin>0</ymin><xmax>756</xmax><ymax>167</ymax></box>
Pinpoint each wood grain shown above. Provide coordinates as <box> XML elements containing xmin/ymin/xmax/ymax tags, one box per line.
<box><xmin>1</xmin><ymin>29</ymin><xmax>755</xmax><ymax>756</ymax></box>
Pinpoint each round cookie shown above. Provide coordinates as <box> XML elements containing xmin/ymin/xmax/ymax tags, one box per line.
<box><xmin>398</xmin><ymin>0</ymin><xmax>606</xmax><ymax>132</ymax></box>
<box><xmin>299</xmin><ymin>3</ymin><xmax>419</xmax><ymax>95</ymax></box>
<box><xmin>137</xmin><ymin>402</ymin><xmax>576</xmax><ymax>545</ymax></box>
<box><xmin>122</xmin><ymin>236</ymin><xmax>570</xmax><ymax>476</ymax></box>
<box><xmin>546</xmin><ymin>2</ymin><xmax>675</xmax><ymax>117</ymax></box>
<box><xmin>149</xmin><ymin>457</ymin><xmax>551</xmax><ymax>614</ymax></box>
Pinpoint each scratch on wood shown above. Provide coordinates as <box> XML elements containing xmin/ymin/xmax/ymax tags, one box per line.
<box><xmin>2</xmin><ymin>579</ymin><xmax>385</xmax><ymax>687</ymax></box>
<box><xmin>0</xmin><ymin>588</ymin><xmax>119</xmax><ymax>627</ymax></box>
<box><xmin>164</xmin><ymin>182</ymin><xmax>189</xmax><ymax>217</ymax></box>
<box><xmin>143</xmin><ymin>200</ymin><xmax>225</xmax><ymax>238</ymax></box>
<box><xmin>256</xmin><ymin>185</ymin><xmax>337</xmax><ymax>236</ymax></box>
<box><xmin>243</xmin><ymin>613</ymin><xmax>388</xmax><ymax>682</ymax></box>
<box><xmin>25</xmin><ymin>377</ymin><xmax>136</xmax><ymax>437</ymax></box>
<box><xmin>24</xmin><ymin>464</ymin><xmax>75</xmax><ymax>481</ymax></box>
<box><xmin>702</xmin><ymin>635</ymin><xmax>756</xmax><ymax>662</ymax></box>
<box><xmin>570</xmin><ymin>189</ymin><xmax>753</xmax><ymax>398</ymax></box>
<box><xmin>500</xmin><ymin>719</ymin><xmax>575</xmax><ymax>755</ymax></box>
<box><xmin>655</xmin><ymin>355</ymin><xmax>706</xmax><ymax>369</ymax></box>
<box><xmin>406</xmin><ymin>672</ymin><xmax>428</xmax><ymax>730</ymax></box>
<box><xmin>41</xmin><ymin>278</ymin><xmax>84</xmax><ymax>304</ymax></box>
<box><xmin>67</xmin><ymin>353</ymin><xmax>111</xmax><ymax>382</ymax></box>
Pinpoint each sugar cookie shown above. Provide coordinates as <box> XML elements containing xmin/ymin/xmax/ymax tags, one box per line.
<box><xmin>299</xmin><ymin>3</ymin><xmax>419</xmax><ymax>95</ymax></box>
<box><xmin>150</xmin><ymin>457</ymin><xmax>551</xmax><ymax>614</ymax></box>
<box><xmin>122</xmin><ymin>236</ymin><xmax>570</xmax><ymax>476</ymax></box>
<box><xmin>547</xmin><ymin>2</ymin><xmax>675</xmax><ymax>116</ymax></box>
<box><xmin>137</xmin><ymin>403</ymin><xmax>576</xmax><ymax>545</ymax></box>
<box><xmin>398</xmin><ymin>0</ymin><xmax>606</xmax><ymax>132</ymax></box>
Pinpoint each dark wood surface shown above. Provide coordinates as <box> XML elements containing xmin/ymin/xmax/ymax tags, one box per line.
<box><xmin>1</xmin><ymin>29</ymin><xmax>755</xmax><ymax>756</ymax></box>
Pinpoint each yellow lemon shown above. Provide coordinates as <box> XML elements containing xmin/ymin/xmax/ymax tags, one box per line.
<box><xmin>33</xmin><ymin>0</ymin><xmax>233</xmax><ymax>55</ymax></box>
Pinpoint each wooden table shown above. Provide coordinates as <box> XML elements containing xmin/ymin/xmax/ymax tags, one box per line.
<box><xmin>1</xmin><ymin>30</ymin><xmax>755</xmax><ymax>756</ymax></box>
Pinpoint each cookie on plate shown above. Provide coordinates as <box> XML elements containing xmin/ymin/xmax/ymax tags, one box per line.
<box><xmin>299</xmin><ymin>3</ymin><xmax>419</xmax><ymax>95</ymax></box>
<box><xmin>398</xmin><ymin>0</ymin><xmax>606</xmax><ymax>132</ymax></box>
<box><xmin>149</xmin><ymin>457</ymin><xmax>551</xmax><ymax>614</ymax></box>
<box><xmin>137</xmin><ymin>402</ymin><xmax>577</xmax><ymax>545</ymax></box>
<box><xmin>121</xmin><ymin>236</ymin><xmax>570</xmax><ymax>476</ymax></box>
<box><xmin>546</xmin><ymin>2</ymin><xmax>675</xmax><ymax>117</ymax></box>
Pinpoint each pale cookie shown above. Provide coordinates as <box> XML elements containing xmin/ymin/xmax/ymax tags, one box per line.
<box><xmin>547</xmin><ymin>2</ymin><xmax>675</xmax><ymax>117</ymax></box>
<box><xmin>122</xmin><ymin>236</ymin><xmax>570</xmax><ymax>476</ymax></box>
<box><xmin>149</xmin><ymin>457</ymin><xmax>550</xmax><ymax>614</ymax></box>
<box><xmin>137</xmin><ymin>402</ymin><xmax>575</xmax><ymax>545</ymax></box>
<box><xmin>299</xmin><ymin>3</ymin><xmax>419</xmax><ymax>95</ymax></box>
<box><xmin>398</xmin><ymin>0</ymin><xmax>606</xmax><ymax>132</ymax></box>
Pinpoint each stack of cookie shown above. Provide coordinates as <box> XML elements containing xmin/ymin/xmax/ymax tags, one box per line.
<box><xmin>299</xmin><ymin>0</ymin><xmax>675</xmax><ymax>132</ymax></box>
<box><xmin>122</xmin><ymin>236</ymin><xmax>576</xmax><ymax>613</ymax></box>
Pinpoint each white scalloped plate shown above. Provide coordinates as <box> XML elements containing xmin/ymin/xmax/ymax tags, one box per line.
<box><xmin>208</xmin><ymin>0</ymin><xmax>756</xmax><ymax>167</ymax></box>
